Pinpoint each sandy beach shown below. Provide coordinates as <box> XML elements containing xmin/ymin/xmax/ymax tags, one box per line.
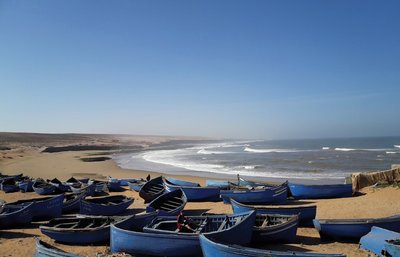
<box><xmin>1</xmin><ymin>134</ymin><xmax>400</xmax><ymax>257</ymax></box>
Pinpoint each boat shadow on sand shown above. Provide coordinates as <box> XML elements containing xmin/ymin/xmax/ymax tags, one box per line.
<box><xmin>0</xmin><ymin>230</ymin><xmax>37</xmax><ymax>239</ymax></box>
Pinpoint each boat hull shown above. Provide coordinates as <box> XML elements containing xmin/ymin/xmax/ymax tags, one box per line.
<box><xmin>359</xmin><ymin>226</ymin><xmax>400</xmax><ymax>256</ymax></box>
<box><xmin>146</xmin><ymin>188</ymin><xmax>187</xmax><ymax>216</ymax></box>
<box><xmin>9</xmin><ymin>194</ymin><xmax>64</xmax><ymax>220</ymax></box>
<box><xmin>35</xmin><ymin>238</ymin><xmax>82</xmax><ymax>257</ymax></box>
<box><xmin>199</xmin><ymin>234</ymin><xmax>346</xmax><ymax>257</ymax></box>
<box><xmin>40</xmin><ymin>215</ymin><xmax>139</xmax><ymax>244</ymax></box>
<box><xmin>221</xmin><ymin>186</ymin><xmax>287</xmax><ymax>205</ymax></box>
<box><xmin>111</xmin><ymin>211</ymin><xmax>256</xmax><ymax>257</ymax></box>
<box><xmin>80</xmin><ymin>195</ymin><xmax>133</xmax><ymax>216</ymax></box>
<box><xmin>0</xmin><ymin>203</ymin><xmax>33</xmax><ymax>228</ymax></box>
<box><xmin>165</xmin><ymin>183</ymin><xmax>221</xmax><ymax>202</ymax></box>
<box><xmin>230</xmin><ymin>198</ymin><xmax>316</xmax><ymax>227</ymax></box>
<box><xmin>139</xmin><ymin>176</ymin><xmax>165</xmax><ymax>203</ymax></box>
<box><xmin>288</xmin><ymin>183</ymin><xmax>352</xmax><ymax>199</ymax></box>
<box><xmin>252</xmin><ymin>214</ymin><xmax>299</xmax><ymax>243</ymax></box>
<box><xmin>314</xmin><ymin>215</ymin><xmax>400</xmax><ymax>240</ymax></box>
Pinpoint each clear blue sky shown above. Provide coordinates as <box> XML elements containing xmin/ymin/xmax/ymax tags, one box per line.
<box><xmin>1</xmin><ymin>1</ymin><xmax>399</xmax><ymax>139</ymax></box>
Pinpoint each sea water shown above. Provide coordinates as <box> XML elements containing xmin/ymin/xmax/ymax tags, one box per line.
<box><xmin>114</xmin><ymin>137</ymin><xmax>400</xmax><ymax>184</ymax></box>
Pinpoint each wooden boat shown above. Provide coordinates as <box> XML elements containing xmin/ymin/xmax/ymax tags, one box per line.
<box><xmin>230</xmin><ymin>198</ymin><xmax>316</xmax><ymax>227</ymax></box>
<box><xmin>128</xmin><ymin>179</ymin><xmax>146</xmax><ymax>192</ymax></box>
<box><xmin>0</xmin><ymin>178</ymin><xmax>20</xmax><ymax>193</ymax></box>
<box><xmin>110</xmin><ymin>211</ymin><xmax>256</xmax><ymax>257</ymax></box>
<box><xmin>33</xmin><ymin>179</ymin><xmax>56</xmax><ymax>195</ymax></box>
<box><xmin>385</xmin><ymin>238</ymin><xmax>400</xmax><ymax>257</ymax></box>
<box><xmin>80</xmin><ymin>195</ymin><xmax>133</xmax><ymax>216</ymax></box>
<box><xmin>146</xmin><ymin>188</ymin><xmax>187</xmax><ymax>216</ymax></box>
<box><xmin>0</xmin><ymin>202</ymin><xmax>33</xmax><ymax>228</ymax></box>
<box><xmin>18</xmin><ymin>178</ymin><xmax>34</xmax><ymax>192</ymax></box>
<box><xmin>70</xmin><ymin>182</ymin><xmax>96</xmax><ymax>196</ymax></box>
<box><xmin>221</xmin><ymin>184</ymin><xmax>287</xmax><ymax>205</ymax></box>
<box><xmin>108</xmin><ymin>177</ymin><xmax>141</xmax><ymax>187</ymax></box>
<box><xmin>199</xmin><ymin>233</ymin><xmax>346</xmax><ymax>257</ymax></box>
<box><xmin>252</xmin><ymin>213</ymin><xmax>298</xmax><ymax>243</ymax></box>
<box><xmin>165</xmin><ymin>177</ymin><xmax>200</xmax><ymax>187</ymax></box>
<box><xmin>49</xmin><ymin>178</ymin><xmax>71</xmax><ymax>193</ymax></box>
<box><xmin>288</xmin><ymin>183</ymin><xmax>352</xmax><ymax>199</ymax></box>
<box><xmin>7</xmin><ymin>194</ymin><xmax>64</xmax><ymax>220</ymax></box>
<box><xmin>88</xmin><ymin>180</ymin><xmax>109</xmax><ymax>194</ymax></box>
<box><xmin>35</xmin><ymin>238</ymin><xmax>82</xmax><ymax>257</ymax></box>
<box><xmin>40</xmin><ymin>215</ymin><xmax>143</xmax><ymax>244</ymax></box>
<box><xmin>360</xmin><ymin>226</ymin><xmax>400</xmax><ymax>257</ymax></box>
<box><xmin>313</xmin><ymin>215</ymin><xmax>400</xmax><ymax>240</ymax></box>
<box><xmin>0</xmin><ymin>172</ymin><xmax>23</xmax><ymax>180</ymax></box>
<box><xmin>62</xmin><ymin>193</ymin><xmax>86</xmax><ymax>213</ymax></box>
<box><xmin>106</xmin><ymin>178</ymin><xmax>123</xmax><ymax>192</ymax></box>
<box><xmin>164</xmin><ymin>179</ymin><xmax>221</xmax><ymax>202</ymax></box>
<box><xmin>139</xmin><ymin>176</ymin><xmax>165</xmax><ymax>203</ymax></box>
<box><xmin>64</xmin><ymin>177</ymin><xmax>89</xmax><ymax>186</ymax></box>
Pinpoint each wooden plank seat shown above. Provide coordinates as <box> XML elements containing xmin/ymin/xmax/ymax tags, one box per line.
<box><xmin>161</xmin><ymin>202</ymin><xmax>180</xmax><ymax>209</ymax></box>
<box><xmin>195</xmin><ymin>219</ymin><xmax>208</xmax><ymax>233</ymax></box>
<box><xmin>260</xmin><ymin>217</ymin><xmax>270</xmax><ymax>228</ymax></box>
<box><xmin>217</xmin><ymin>217</ymin><xmax>228</xmax><ymax>231</ymax></box>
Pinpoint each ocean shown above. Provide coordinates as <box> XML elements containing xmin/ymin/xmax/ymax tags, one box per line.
<box><xmin>114</xmin><ymin>137</ymin><xmax>400</xmax><ymax>184</ymax></box>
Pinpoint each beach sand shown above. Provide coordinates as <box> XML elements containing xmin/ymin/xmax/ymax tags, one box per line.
<box><xmin>1</xmin><ymin>141</ymin><xmax>400</xmax><ymax>257</ymax></box>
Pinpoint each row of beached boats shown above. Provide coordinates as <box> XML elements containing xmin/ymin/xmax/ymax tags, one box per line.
<box><xmin>1</xmin><ymin>173</ymin><xmax>399</xmax><ymax>256</ymax></box>
<box><xmin>0</xmin><ymin>172</ymin><xmax>149</xmax><ymax>195</ymax></box>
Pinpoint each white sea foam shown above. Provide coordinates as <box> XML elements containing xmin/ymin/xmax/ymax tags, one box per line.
<box><xmin>197</xmin><ymin>149</ymin><xmax>232</xmax><ymax>155</ymax></box>
<box><xmin>335</xmin><ymin>148</ymin><xmax>389</xmax><ymax>152</ymax></box>
<box><xmin>244</xmin><ymin>147</ymin><xmax>300</xmax><ymax>153</ymax></box>
<box><xmin>322</xmin><ymin>147</ymin><xmax>330</xmax><ymax>150</ymax></box>
<box><xmin>334</xmin><ymin>148</ymin><xmax>356</xmax><ymax>152</ymax></box>
<box><xmin>386</xmin><ymin>151</ymin><xmax>398</xmax><ymax>154</ymax></box>
<box><xmin>394</xmin><ymin>145</ymin><xmax>400</xmax><ymax>149</ymax></box>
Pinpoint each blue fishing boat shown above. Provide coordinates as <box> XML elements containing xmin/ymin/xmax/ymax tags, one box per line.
<box><xmin>360</xmin><ymin>226</ymin><xmax>400</xmax><ymax>257</ymax></box>
<box><xmin>62</xmin><ymin>193</ymin><xmax>86</xmax><ymax>213</ymax></box>
<box><xmin>80</xmin><ymin>195</ymin><xmax>133</xmax><ymax>215</ymax></box>
<box><xmin>118</xmin><ymin>178</ymin><xmax>139</xmax><ymax>186</ymax></box>
<box><xmin>0</xmin><ymin>172</ymin><xmax>23</xmax><ymax>180</ymax></box>
<box><xmin>164</xmin><ymin>178</ymin><xmax>221</xmax><ymax>202</ymax></box>
<box><xmin>146</xmin><ymin>188</ymin><xmax>187</xmax><ymax>216</ymax></box>
<box><xmin>0</xmin><ymin>202</ymin><xmax>33</xmax><ymax>228</ymax></box>
<box><xmin>139</xmin><ymin>176</ymin><xmax>165</xmax><ymax>203</ymax></box>
<box><xmin>165</xmin><ymin>177</ymin><xmax>200</xmax><ymax>187</ymax></box>
<box><xmin>49</xmin><ymin>178</ymin><xmax>71</xmax><ymax>193</ymax></box>
<box><xmin>70</xmin><ymin>182</ymin><xmax>96</xmax><ymax>196</ymax></box>
<box><xmin>288</xmin><ymin>183</ymin><xmax>352</xmax><ymax>199</ymax></box>
<box><xmin>18</xmin><ymin>178</ymin><xmax>34</xmax><ymax>192</ymax></box>
<box><xmin>40</xmin><ymin>214</ymin><xmax>142</xmax><ymax>244</ymax></box>
<box><xmin>385</xmin><ymin>239</ymin><xmax>400</xmax><ymax>257</ymax></box>
<box><xmin>110</xmin><ymin>211</ymin><xmax>256</xmax><ymax>257</ymax></box>
<box><xmin>221</xmin><ymin>184</ymin><xmax>287</xmax><ymax>205</ymax></box>
<box><xmin>35</xmin><ymin>238</ymin><xmax>82</xmax><ymax>257</ymax></box>
<box><xmin>128</xmin><ymin>179</ymin><xmax>146</xmax><ymax>192</ymax></box>
<box><xmin>313</xmin><ymin>215</ymin><xmax>400</xmax><ymax>240</ymax></box>
<box><xmin>199</xmin><ymin>233</ymin><xmax>346</xmax><ymax>257</ymax></box>
<box><xmin>252</xmin><ymin>213</ymin><xmax>298</xmax><ymax>243</ymax></box>
<box><xmin>230</xmin><ymin>198</ymin><xmax>316</xmax><ymax>227</ymax></box>
<box><xmin>88</xmin><ymin>180</ymin><xmax>109</xmax><ymax>194</ymax></box>
<box><xmin>107</xmin><ymin>178</ymin><xmax>123</xmax><ymax>192</ymax></box>
<box><xmin>33</xmin><ymin>179</ymin><xmax>56</xmax><ymax>195</ymax></box>
<box><xmin>0</xmin><ymin>178</ymin><xmax>20</xmax><ymax>193</ymax></box>
<box><xmin>8</xmin><ymin>194</ymin><xmax>64</xmax><ymax>220</ymax></box>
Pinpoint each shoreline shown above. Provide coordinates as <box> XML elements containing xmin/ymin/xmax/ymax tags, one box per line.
<box><xmin>1</xmin><ymin>144</ymin><xmax>400</xmax><ymax>256</ymax></box>
<box><xmin>113</xmin><ymin>151</ymin><xmax>347</xmax><ymax>185</ymax></box>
